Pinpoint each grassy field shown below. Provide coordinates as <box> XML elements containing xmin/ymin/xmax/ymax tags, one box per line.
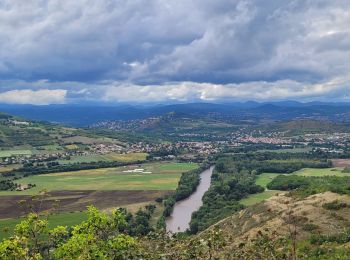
<box><xmin>103</xmin><ymin>152</ymin><xmax>148</xmax><ymax>162</ymax></box>
<box><xmin>0</xmin><ymin>162</ymin><xmax>198</xmax><ymax>195</ymax></box>
<box><xmin>0</xmin><ymin>149</ymin><xmax>32</xmax><ymax>158</ymax></box>
<box><xmin>0</xmin><ymin>211</ymin><xmax>87</xmax><ymax>241</ymax></box>
<box><xmin>0</xmin><ymin>165</ymin><xmax>20</xmax><ymax>173</ymax></box>
<box><xmin>58</xmin><ymin>152</ymin><xmax>148</xmax><ymax>164</ymax></box>
<box><xmin>255</xmin><ymin>173</ymin><xmax>282</xmax><ymax>188</ymax></box>
<box><xmin>65</xmin><ymin>144</ymin><xmax>79</xmax><ymax>150</ymax></box>
<box><xmin>259</xmin><ymin>147</ymin><xmax>312</xmax><ymax>153</ymax></box>
<box><xmin>240</xmin><ymin>167</ymin><xmax>348</xmax><ymax>206</ymax></box>
<box><xmin>293</xmin><ymin>167</ymin><xmax>346</xmax><ymax>177</ymax></box>
<box><xmin>0</xmin><ymin>201</ymin><xmax>165</xmax><ymax>241</ymax></box>
<box><xmin>240</xmin><ymin>190</ymin><xmax>279</xmax><ymax>206</ymax></box>
<box><xmin>58</xmin><ymin>154</ymin><xmax>110</xmax><ymax>164</ymax></box>
<box><xmin>239</xmin><ymin>173</ymin><xmax>282</xmax><ymax>206</ymax></box>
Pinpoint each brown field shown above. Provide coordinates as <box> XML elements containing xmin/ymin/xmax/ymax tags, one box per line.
<box><xmin>331</xmin><ymin>159</ymin><xmax>350</xmax><ymax>167</ymax></box>
<box><xmin>0</xmin><ymin>190</ymin><xmax>172</xmax><ymax>219</ymax></box>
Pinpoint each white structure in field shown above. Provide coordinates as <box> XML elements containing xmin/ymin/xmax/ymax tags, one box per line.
<box><xmin>122</xmin><ymin>168</ymin><xmax>152</xmax><ymax>173</ymax></box>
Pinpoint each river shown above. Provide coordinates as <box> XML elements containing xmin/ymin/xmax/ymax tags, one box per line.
<box><xmin>166</xmin><ymin>166</ymin><xmax>214</xmax><ymax>233</ymax></box>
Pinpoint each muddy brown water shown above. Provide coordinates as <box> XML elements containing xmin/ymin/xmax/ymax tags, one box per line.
<box><xmin>166</xmin><ymin>166</ymin><xmax>214</xmax><ymax>233</ymax></box>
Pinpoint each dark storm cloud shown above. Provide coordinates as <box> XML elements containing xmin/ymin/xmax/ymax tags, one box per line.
<box><xmin>0</xmin><ymin>0</ymin><xmax>349</xmax><ymax>103</ymax></box>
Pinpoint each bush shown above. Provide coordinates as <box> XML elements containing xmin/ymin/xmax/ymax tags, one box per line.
<box><xmin>322</xmin><ymin>200</ymin><xmax>348</xmax><ymax>210</ymax></box>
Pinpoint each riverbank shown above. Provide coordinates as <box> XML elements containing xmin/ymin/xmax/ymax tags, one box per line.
<box><xmin>166</xmin><ymin>166</ymin><xmax>214</xmax><ymax>233</ymax></box>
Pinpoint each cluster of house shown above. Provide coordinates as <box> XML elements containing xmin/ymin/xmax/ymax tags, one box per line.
<box><xmin>237</xmin><ymin>136</ymin><xmax>289</xmax><ymax>144</ymax></box>
<box><xmin>92</xmin><ymin>118</ymin><xmax>159</xmax><ymax>131</ymax></box>
<box><xmin>129</xmin><ymin>141</ymin><xmax>222</xmax><ymax>155</ymax></box>
<box><xmin>91</xmin><ymin>143</ymin><xmax>124</xmax><ymax>154</ymax></box>
<box><xmin>0</xmin><ymin>151</ymin><xmax>81</xmax><ymax>166</ymax></box>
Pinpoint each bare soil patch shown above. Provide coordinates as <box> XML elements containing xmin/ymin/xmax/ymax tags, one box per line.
<box><xmin>332</xmin><ymin>159</ymin><xmax>350</xmax><ymax>167</ymax></box>
<box><xmin>0</xmin><ymin>190</ymin><xmax>172</xmax><ymax>219</ymax></box>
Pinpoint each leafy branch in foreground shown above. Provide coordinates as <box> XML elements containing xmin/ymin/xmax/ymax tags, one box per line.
<box><xmin>0</xmin><ymin>206</ymin><xmax>137</xmax><ymax>259</ymax></box>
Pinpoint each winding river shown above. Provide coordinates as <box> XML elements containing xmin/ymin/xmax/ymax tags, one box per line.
<box><xmin>166</xmin><ymin>166</ymin><xmax>214</xmax><ymax>233</ymax></box>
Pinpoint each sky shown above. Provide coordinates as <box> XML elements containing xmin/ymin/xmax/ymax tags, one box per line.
<box><xmin>0</xmin><ymin>0</ymin><xmax>350</xmax><ymax>105</ymax></box>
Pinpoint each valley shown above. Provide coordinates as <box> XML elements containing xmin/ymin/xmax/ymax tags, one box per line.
<box><xmin>0</xmin><ymin>108</ymin><xmax>350</xmax><ymax>259</ymax></box>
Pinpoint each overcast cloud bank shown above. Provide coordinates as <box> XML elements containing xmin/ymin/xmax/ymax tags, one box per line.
<box><xmin>0</xmin><ymin>0</ymin><xmax>349</xmax><ymax>104</ymax></box>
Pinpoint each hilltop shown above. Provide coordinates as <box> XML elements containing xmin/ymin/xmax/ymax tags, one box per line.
<box><xmin>2</xmin><ymin>102</ymin><xmax>350</xmax><ymax>126</ymax></box>
<box><xmin>202</xmin><ymin>192</ymin><xmax>350</xmax><ymax>243</ymax></box>
<box><xmin>178</xmin><ymin>192</ymin><xmax>350</xmax><ymax>259</ymax></box>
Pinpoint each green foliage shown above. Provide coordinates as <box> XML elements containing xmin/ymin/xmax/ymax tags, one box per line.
<box><xmin>122</xmin><ymin>204</ymin><xmax>156</xmax><ymax>236</ymax></box>
<box><xmin>189</xmin><ymin>158</ymin><xmax>265</xmax><ymax>233</ymax></box>
<box><xmin>267</xmin><ymin>175</ymin><xmax>310</xmax><ymax>190</ymax></box>
<box><xmin>322</xmin><ymin>200</ymin><xmax>349</xmax><ymax>210</ymax></box>
<box><xmin>0</xmin><ymin>179</ymin><xmax>19</xmax><ymax>191</ymax></box>
<box><xmin>267</xmin><ymin>175</ymin><xmax>350</xmax><ymax>197</ymax></box>
<box><xmin>310</xmin><ymin>229</ymin><xmax>350</xmax><ymax>245</ymax></box>
<box><xmin>187</xmin><ymin>152</ymin><xmax>333</xmax><ymax>234</ymax></box>
<box><xmin>189</xmin><ymin>168</ymin><xmax>261</xmax><ymax>233</ymax></box>
<box><xmin>161</xmin><ymin>164</ymin><xmax>209</xmax><ymax>220</ymax></box>
<box><xmin>215</xmin><ymin>152</ymin><xmax>331</xmax><ymax>175</ymax></box>
<box><xmin>11</xmin><ymin>160</ymin><xmax>146</xmax><ymax>177</ymax></box>
<box><xmin>342</xmin><ymin>167</ymin><xmax>350</xmax><ymax>173</ymax></box>
<box><xmin>0</xmin><ymin>238</ymin><xmax>28</xmax><ymax>260</ymax></box>
<box><xmin>0</xmin><ymin>206</ymin><xmax>137</xmax><ymax>259</ymax></box>
<box><xmin>302</xmin><ymin>223</ymin><xmax>318</xmax><ymax>232</ymax></box>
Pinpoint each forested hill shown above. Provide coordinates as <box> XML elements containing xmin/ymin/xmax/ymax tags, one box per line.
<box><xmin>0</xmin><ymin>112</ymin><xmax>124</xmax><ymax>149</ymax></box>
<box><xmin>1</xmin><ymin>102</ymin><xmax>350</xmax><ymax>126</ymax></box>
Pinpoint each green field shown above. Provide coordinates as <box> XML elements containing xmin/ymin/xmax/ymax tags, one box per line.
<box><xmin>293</xmin><ymin>167</ymin><xmax>346</xmax><ymax>177</ymax></box>
<box><xmin>259</xmin><ymin>147</ymin><xmax>312</xmax><ymax>153</ymax></box>
<box><xmin>0</xmin><ymin>149</ymin><xmax>32</xmax><ymax>158</ymax></box>
<box><xmin>103</xmin><ymin>152</ymin><xmax>148</xmax><ymax>162</ymax></box>
<box><xmin>0</xmin><ymin>211</ymin><xmax>87</xmax><ymax>240</ymax></box>
<box><xmin>58</xmin><ymin>152</ymin><xmax>148</xmax><ymax>164</ymax></box>
<box><xmin>0</xmin><ymin>162</ymin><xmax>198</xmax><ymax>195</ymax></box>
<box><xmin>240</xmin><ymin>190</ymin><xmax>278</xmax><ymax>206</ymax></box>
<box><xmin>58</xmin><ymin>154</ymin><xmax>111</xmax><ymax>164</ymax></box>
<box><xmin>239</xmin><ymin>173</ymin><xmax>282</xmax><ymax>206</ymax></box>
<box><xmin>255</xmin><ymin>173</ymin><xmax>282</xmax><ymax>188</ymax></box>
<box><xmin>240</xmin><ymin>167</ymin><xmax>347</xmax><ymax>206</ymax></box>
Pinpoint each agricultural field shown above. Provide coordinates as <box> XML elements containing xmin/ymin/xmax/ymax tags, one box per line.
<box><xmin>0</xmin><ymin>165</ymin><xmax>20</xmax><ymax>173</ymax></box>
<box><xmin>332</xmin><ymin>159</ymin><xmax>350</xmax><ymax>167</ymax></box>
<box><xmin>61</xmin><ymin>135</ymin><xmax>124</xmax><ymax>145</ymax></box>
<box><xmin>0</xmin><ymin>199</ymin><xmax>166</xmax><ymax>241</ymax></box>
<box><xmin>254</xmin><ymin>173</ymin><xmax>281</xmax><ymax>188</ymax></box>
<box><xmin>293</xmin><ymin>167</ymin><xmax>346</xmax><ymax>177</ymax></box>
<box><xmin>240</xmin><ymin>190</ymin><xmax>278</xmax><ymax>206</ymax></box>
<box><xmin>240</xmin><ymin>167</ymin><xmax>348</xmax><ymax>206</ymax></box>
<box><xmin>0</xmin><ymin>211</ymin><xmax>87</xmax><ymax>240</ymax></box>
<box><xmin>57</xmin><ymin>152</ymin><xmax>148</xmax><ymax>164</ymax></box>
<box><xmin>258</xmin><ymin>147</ymin><xmax>312</xmax><ymax>153</ymax></box>
<box><xmin>102</xmin><ymin>152</ymin><xmax>148</xmax><ymax>162</ymax></box>
<box><xmin>240</xmin><ymin>173</ymin><xmax>284</xmax><ymax>206</ymax></box>
<box><xmin>0</xmin><ymin>162</ymin><xmax>198</xmax><ymax>195</ymax></box>
<box><xmin>0</xmin><ymin>161</ymin><xmax>198</xmax><ymax>232</ymax></box>
<box><xmin>0</xmin><ymin>149</ymin><xmax>32</xmax><ymax>158</ymax></box>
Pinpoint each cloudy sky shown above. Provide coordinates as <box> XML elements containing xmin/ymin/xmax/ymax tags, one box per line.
<box><xmin>0</xmin><ymin>0</ymin><xmax>350</xmax><ymax>105</ymax></box>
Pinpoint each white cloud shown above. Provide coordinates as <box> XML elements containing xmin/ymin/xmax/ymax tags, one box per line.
<box><xmin>0</xmin><ymin>1</ymin><xmax>350</xmax><ymax>84</ymax></box>
<box><xmin>0</xmin><ymin>89</ymin><xmax>67</xmax><ymax>105</ymax></box>
<box><xmin>0</xmin><ymin>1</ymin><xmax>350</xmax><ymax>102</ymax></box>
<box><xmin>102</xmin><ymin>76</ymin><xmax>350</xmax><ymax>102</ymax></box>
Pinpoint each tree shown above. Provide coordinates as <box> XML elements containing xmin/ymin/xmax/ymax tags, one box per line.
<box><xmin>0</xmin><ymin>206</ymin><xmax>138</xmax><ymax>259</ymax></box>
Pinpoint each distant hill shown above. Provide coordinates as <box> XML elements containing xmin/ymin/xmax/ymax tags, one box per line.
<box><xmin>0</xmin><ymin>112</ymin><xmax>123</xmax><ymax>149</ymax></box>
<box><xmin>0</xmin><ymin>102</ymin><xmax>350</xmax><ymax>126</ymax></box>
<box><xmin>255</xmin><ymin>119</ymin><xmax>350</xmax><ymax>135</ymax></box>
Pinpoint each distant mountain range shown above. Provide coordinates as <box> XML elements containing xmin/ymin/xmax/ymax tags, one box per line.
<box><xmin>0</xmin><ymin>101</ymin><xmax>350</xmax><ymax>126</ymax></box>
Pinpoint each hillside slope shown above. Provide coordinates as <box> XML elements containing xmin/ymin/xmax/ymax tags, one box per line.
<box><xmin>0</xmin><ymin>112</ymin><xmax>125</xmax><ymax>149</ymax></box>
<box><xmin>199</xmin><ymin>192</ymin><xmax>350</xmax><ymax>258</ymax></box>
